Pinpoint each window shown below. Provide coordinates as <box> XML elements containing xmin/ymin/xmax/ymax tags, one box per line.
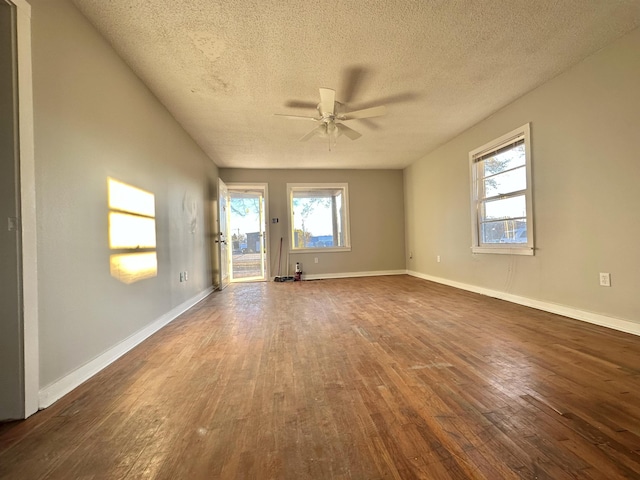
<box><xmin>108</xmin><ymin>178</ymin><xmax>158</xmax><ymax>283</ymax></box>
<box><xmin>469</xmin><ymin>124</ymin><xmax>534</xmax><ymax>255</ymax></box>
<box><xmin>287</xmin><ymin>183</ymin><xmax>351</xmax><ymax>252</ymax></box>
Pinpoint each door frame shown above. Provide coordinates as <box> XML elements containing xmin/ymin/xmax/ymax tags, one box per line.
<box><xmin>226</xmin><ymin>183</ymin><xmax>270</xmax><ymax>282</ymax></box>
<box><xmin>8</xmin><ymin>0</ymin><xmax>38</xmax><ymax>418</ymax></box>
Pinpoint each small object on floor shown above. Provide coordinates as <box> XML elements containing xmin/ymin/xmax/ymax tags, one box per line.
<box><xmin>274</xmin><ymin>275</ymin><xmax>295</xmax><ymax>282</ymax></box>
<box><xmin>295</xmin><ymin>262</ymin><xmax>302</xmax><ymax>281</ymax></box>
<box><xmin>274</xmin><ymin>237</ymin><xmax>284</xmax><ymax>282</ymax></box>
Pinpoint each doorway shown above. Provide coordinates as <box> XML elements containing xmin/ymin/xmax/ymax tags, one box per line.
<box><xmin>227</xmin><ymin>184</ymin><xmax>268</xmax><ymax>282</ymax></box>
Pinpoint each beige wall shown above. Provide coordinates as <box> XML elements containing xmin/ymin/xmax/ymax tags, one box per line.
<box><xmin>31</xmin><ymin>0</ymin><xmax>218</xmax><ymax>388</ymax></box>
<box><xmin>220</xmin><ymin>169</ymin><xmax>406</xmax><ymax>277</ymax></box>
<box><xmin>404</xmin><ymin>28</ymin><xmax>640</xmax><ymax>325</ymax></box>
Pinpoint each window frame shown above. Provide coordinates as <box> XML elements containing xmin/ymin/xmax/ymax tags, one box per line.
<box><xmin>469</xmin><ymin>123</ymin><xmax>534</xmax><ymax>255</ymax></box>
<box><xmin>287</xmin><ymin>183</ymin><xmax>351</xmax><ymax>253</ymax></box>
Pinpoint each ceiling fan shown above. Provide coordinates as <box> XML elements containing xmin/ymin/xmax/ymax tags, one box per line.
<box><xmin>274</xmin><ymin>87</ymin><xmax>387</xmax><ymax>147</ymax></box>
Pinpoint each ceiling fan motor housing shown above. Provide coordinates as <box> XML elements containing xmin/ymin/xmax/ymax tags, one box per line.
<box><xmin>275</xmin><ymin>87</ymin><xmax>385</xmax><ymax>143</ymax></box>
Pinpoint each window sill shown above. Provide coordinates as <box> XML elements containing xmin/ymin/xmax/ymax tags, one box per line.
<box><xmin>291</xmin><ymin>247</ymin><xmax>351</xmax><ymax>254</ymax></box>
<box><xmin>471</xmin><ymin>246</ymin><xmax>534</xmax><ymax>256</ymax></box>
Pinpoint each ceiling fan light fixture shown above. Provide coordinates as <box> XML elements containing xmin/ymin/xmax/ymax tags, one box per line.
<box><xmin>276</xmin><ymin>85</ymin><xmax>386</xmax><ymax>146</ymax></box>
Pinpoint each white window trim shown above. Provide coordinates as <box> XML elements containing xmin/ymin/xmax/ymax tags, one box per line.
<box><xmin>287</xmin><ymin>183</ymin><xmax>351</xmax><ymax>253</ymax></box>
<box><xmin>469</xmin><ymin>123</ymin><xmax>534</xmax><ymax>255</ymax></box>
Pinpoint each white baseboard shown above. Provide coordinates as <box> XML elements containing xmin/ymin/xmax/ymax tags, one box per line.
<box><xmin>407</xmin><ymin>270</ymin><xmax>640</xmax><ymax>337</ymax></box>
<box><xmin>302</xmin><ymin>270</ymin><xmax>406</xmax><ymax>281</ymax></box>
<box><xmin>38</xmin><ymin>287</ymin><xmax>215</xmax><ymax>409</ymax></box>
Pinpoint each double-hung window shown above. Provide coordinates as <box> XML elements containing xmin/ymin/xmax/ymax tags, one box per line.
<box><xmin>469</xmin><ymin>123</ymin><xmax>534</xmax><ymax>255</ymax></box>
<box><xmin>287</xmin><ymin>183</ymin><xmax>351</xmax><ymax>252</ymax></box>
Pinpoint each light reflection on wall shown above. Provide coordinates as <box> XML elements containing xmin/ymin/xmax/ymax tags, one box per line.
<box><xmin>110</xmin><ymin>252</ymin><xmax>158</xmax><ymax>284</ymax></box>
<box><xmin>108</xmin><ymin>178</ymin><xmax>158</xmax><ymax>284</ymax></box>
<box><xmin>108</xmin><ymin>177</ymin><xmax>155</xmax><ymax>217</ymax></box>
<box><xmin>109</xmin><ymin>212</ymin><xmax>156</xmax><ymax>249</ymax></box>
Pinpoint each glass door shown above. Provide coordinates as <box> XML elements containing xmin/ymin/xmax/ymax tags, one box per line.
<box><xmin>228</xmin><ymin>185</ymin><xmax>267</xmax><ymax>282</ymax></box>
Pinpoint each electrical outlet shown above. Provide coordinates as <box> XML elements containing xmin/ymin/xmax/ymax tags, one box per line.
<box><xmin>409</xmin><ymin>251</ymin><xmax>413</xmax><ymax>259</ymax></box>
<box><xmin>437</xmin><ymin>255</ymin><xmax>441</xmax><ymax>263</ymax></box>
<box><xmin>599</xmin><ymin>272</ymin><xmax>611</xmax><ymax>287</ymax></box>
<box><xmin>184</xmin><ymin>271</ymin><xmax>188</xmax><ymax>281</ymax></box>
<box><xmin>314</xmin><ymin>257</ymin><xmax>318</xmax><ymax>264</ymax></box>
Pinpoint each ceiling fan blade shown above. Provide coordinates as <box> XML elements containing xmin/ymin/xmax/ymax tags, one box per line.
<box><xmin>274</xmin><ymin>113</ymin><xmax>319</xmax><ymax>121</ymax></box>
<box><xmin>340</xmin><ymin>105</ymin><xmax>387</xmax><ymax>120</ymax></box>
<box><xmin>300</xmin><ymin>124</ymin><xmax>325</xmax><ymax>142</ymax></box>
<box><xmin>337</xmin><ymin>123</ymin><xmax>362</xmax><ymax>140</ymax></box>
<box><xmin>319</xmin><ymin>88</ymin><xmax>335</xmax><ymax>116</ymax></box>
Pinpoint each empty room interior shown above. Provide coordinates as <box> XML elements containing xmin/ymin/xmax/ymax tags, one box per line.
<box><xmin>1</xmin><ymin>0</ymin><xmax>640</xmax><ymax>478</ymax></box>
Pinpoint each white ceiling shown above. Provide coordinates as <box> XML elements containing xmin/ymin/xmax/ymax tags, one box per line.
<box><xmin>71</xmin><ymin>0</ymin><xmax>640</xmax><ymax>170</ymax></box>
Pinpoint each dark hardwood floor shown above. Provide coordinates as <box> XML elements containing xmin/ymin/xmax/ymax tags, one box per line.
<box><xmin>1</xmin><ymin>275</ymin><xmax>639</xmax><ymax>479</ymax></box>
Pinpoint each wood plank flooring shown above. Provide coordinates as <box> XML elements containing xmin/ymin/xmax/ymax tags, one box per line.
<box><xmin>1</xmin><ymin>275</ymin><xmax>640</xmax><ymax>479</ymax></box>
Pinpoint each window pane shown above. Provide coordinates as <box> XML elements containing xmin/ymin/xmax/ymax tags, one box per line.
<box><xmin>483</xmin><ymin>166</ymin><xmax>526</xmax><ymax>198</ymax></box>
<box><xmin>229</xmin><ymin>196</ymin><xmax>261</xmax><ymax>253</ymax></box>
<box><xmin>483</xmin><ymin>195</ymin><xmax>526</xmax><ymax>221</ymax></box>
<box><xmin>291</xmin><ymin>190</ymin><xmax>344</xmax><ymax>248</ymax></box>
<box><xmin>292</xmin><ymin>189</ymin><xmax>337</xmax><ymax>200</ymax></box>
<box><xmin>482</xmin><ymin>143</ymin><xmax>525</xmax><ymax>178</ymax></box>
<box><xmin>481</xmin><ymin>220</ymin><xmax>527</xmax><ymax>244</ymax></box>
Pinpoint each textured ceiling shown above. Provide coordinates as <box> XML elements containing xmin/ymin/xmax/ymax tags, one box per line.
<box><xmin>70</xmin><ymin>0</ymin><xmax>640</xmax><ymax>169</ymax></box>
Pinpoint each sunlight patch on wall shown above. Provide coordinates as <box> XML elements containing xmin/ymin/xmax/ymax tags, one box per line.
<box><xmin>109</xmin><ymin>213</ymin><xmax>156</xmax><ymax>249</ymax></box>
<box><xmin>108</xmin><ymin>178</ymin><xmax>158</xmax><ymax>284</ymax></box>
<box><xmin>109</xmin><ymin>252</ymin><xmax>158</xmax><ymax>284</ymax></box>
<box><xmin>108</xmin><ymin>178</ymin><xmax>155</xmax><ymax>217</ymax></box>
